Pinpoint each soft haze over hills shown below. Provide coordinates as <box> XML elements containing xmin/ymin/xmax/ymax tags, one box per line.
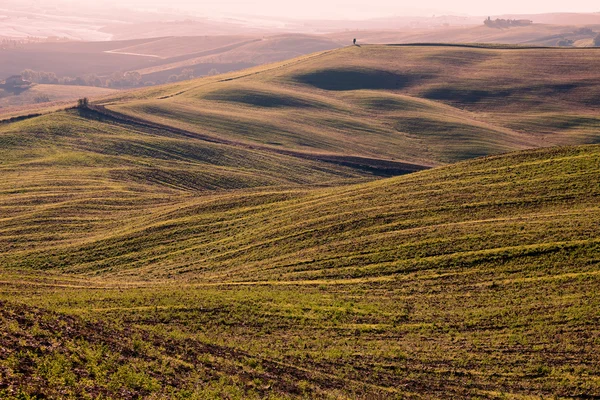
<box><xmin>2</xmin><ymin>0</ymin><xmax>600</xmax><ymax>40</ymax></box>
<box><xmin>1</xmin><ymin>45</ymin><xmax>600</xmax><ymax>396</ymax></box>
<box><xmin>1</xmin><ymin>1</ymin><xmax>600</xmax><ymax>398</ymax></box>
<box><xmin>30</xmin><ymin>0</ymin><xmax>600</xmax><ymax>20</ymax></box>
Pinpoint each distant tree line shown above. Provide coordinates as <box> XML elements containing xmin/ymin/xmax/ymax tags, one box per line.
<box><xmin>595</xmin><ymin>34</ymin><xmax>600</xmax><ymax>47</ymax></box>
<box><xmin>15</xmin><ymin>67</ymin><xmax>220</xmax><ymax>89</ymax></box>
<box><xmin>573</xmin><ymin>27</ymin><xmax>595</xmax><ymax>36</ymax></box>
<box><xmin>19</xmin><ymin>69</ymin><xmax>146</xmax><ymax>88</ymax></box>
<box><xmin>483</xmin><ymin>17</ymin><xmax>533</xmax><ymax>28</ymax></box>
<box><xmin>0</xmin><ymin>37</ymin><xmax>69</xmax><ymax>50</ymax></box>
<box><xmin>0</xmin><ymin>39</ymin><xmax>24</xmax><ymax>49</ymax></box>
<box><xmin>166</xmin><ymin>68</ymin><xmax>219</xmax><ymax>83</ymax></box>
<box><xmin>557</xmin><ymin>39</ymin><xmax>574</xmax><ymax>47</ymax></box>
<box><xmin>167</xmin><ymin>69</ymin><xmax>195</xmax><ymax>83</ymax></box>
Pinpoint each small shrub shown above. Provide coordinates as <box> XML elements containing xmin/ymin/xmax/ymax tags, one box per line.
<box><xmin>77</xmin><ymin>97</ymin><xmax>89</xmax><ymax>109</ymax></box>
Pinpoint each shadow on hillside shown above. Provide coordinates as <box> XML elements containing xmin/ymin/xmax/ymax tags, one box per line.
<box><xmin>310</xmin><ymin>154</ymin><xmax>429</xmax><ymax>176</ymax></box>
<box><xmin>294</xmin><ymin>68</ymin><xmax>424</xmax><ymax>91</ymax></box>
<box><xmin>424</xmin><ymin>83</ymin><xmax>580</xmax><ymax>104</ymax></box>
<box><xmin>0</xmin><ymin>113</ymin><xmax>42</xmax><ymax>124</ymax></box>
<box><xmin>204</xmin><ymin>89</ymin><xmax>317</xmax><ymax>108</ymax></box>
<box><xmin>424</xmin><ymin>87</ymin><xmax>511</xmax><ymax>103</ymax></box>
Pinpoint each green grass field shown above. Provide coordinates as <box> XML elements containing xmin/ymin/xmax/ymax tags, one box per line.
<box><xmin>1</xmin><ymin>44</ymin><xmax>599</xmax><ymax>399</ymax></box>
<box><xmin>102</xmin><ymin>45</ymin><xmax>600</xmax><ymax>167</ymax></box>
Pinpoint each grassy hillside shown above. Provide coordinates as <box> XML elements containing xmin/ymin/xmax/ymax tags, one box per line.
<box><xmin>1</xmin><ymin>45</ymin><xmax>600</xmax><ymax>398</ymax></box>
<box><xmin>0</xmin><ymin>144</ymin><xmax>599</xmax><ymax>398</ymax></box>
<box><xmin>101</xmin><ymin>45</ymin><xmax>600</xmax><ymax>167</ymax></box>
<box><xmin>0</xmin><ymin>108</ymin><xmax>373</xmax><ymax>191</ymax></box>
<box><xmin>2</xmin><ymin>141</ymin><xmax>598</xmax><ymax>281</ymax></box>
<box><xmin>328</xmin><ymin>24</ymin><xmax>600</xmax><ymax>47</ymax></box>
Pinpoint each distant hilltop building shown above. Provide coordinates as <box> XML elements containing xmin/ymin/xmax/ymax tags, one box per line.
<box><xmin>484</xmin><ymin>17</ymin><xmax>533</xmax><ymax>28</ymax></box>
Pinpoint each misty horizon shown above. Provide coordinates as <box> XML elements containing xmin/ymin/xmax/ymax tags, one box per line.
<box><xmin>2</xmin><ymin>0</ymin><xmax>600</xmax><ymax>21</ymax></box>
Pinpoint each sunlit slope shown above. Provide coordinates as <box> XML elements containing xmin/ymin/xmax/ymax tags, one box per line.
<box><xmin>101</xmin><ymin>45</ymin><xmax>600</xmax><ymax>167</ymax></box>
<box><xmin>0</xmin><ymin>110</ymin><xmax>368</xmax><ymax>189</ymax></box>
<box><xmin>1</xmin><ymin>145</ymin><xmax>599</xmax><ymax>399</ymax></box>
<box><xmin>327</xmin><ymin>24</ymin><xmax>600</xmax><ymax>47</ymax></box>
<box><xmin>3</xmin><ymin>144</ymin><xmax>598</xmax><ymax>283</ymax></box>
<box><xmin>0</xmin><ymin>109</ymin><xmax>381</xmax><ymax>260</ymax></box>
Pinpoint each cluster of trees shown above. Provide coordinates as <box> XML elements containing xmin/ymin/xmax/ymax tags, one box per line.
<box><xmin>0</xmin><ymin>36</ymin><xmax>68</xmax><ymax>50</ymax></box>
<box><xmin>14</xmin><ymin>67</ymin><xmax>221</xmax><ymax>89</ymax></box>
<box><xmin>166</xmin><ymin>68</ymin><xmax>219</xmax><ymax>83</ymax></box>
<box><xmin>574</xmin><ymin>27</ymin><xmax>595</xmax><ymax>35</ymax></box>
<box><xmin>0</xmin><ymin>39</ymin><xmax>24</xmax><ymax>49</ymax></box>
<box><xmin>595</xmin><ymin>34</ymin><xmax>600</xmax><ymax>47</ymax></box>
<box><xmin>77</xmin><ymin>97</ymin><xmax>89</xmax><ymax>108</ymax></box>
<box><xmin>167</xmin><ymin>68</ymin><xmax>195</xmax><ymax>83</ymax></box>
<box><xmin>20</xmin><ymin>70</ymin><xmax>59</xmax><ymax>84</ymax></box>
<box><xmin>19</xmin><ymin>69</ymin><xmax>149</xmax><ymax>88</ymax></box>
<box><xmin>557</xmin><ymin>39</ymin><xmax>574</xmax><ymax>47</ymax></box>
<box><xmin>483</xmin><ymin>17</ymin><xmax>533</xmax><ymax>28</ymax></box>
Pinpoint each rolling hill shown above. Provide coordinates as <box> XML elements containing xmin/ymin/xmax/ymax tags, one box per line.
<box><xmin>328</xmin><ymin>23</ymin><xmax>600</xmax><ymax>47</ymax></box>
<box><xmin>4</xmin><ymin>24</ymin><xmax>599</xmax><ymax>111</ymax></box>
<box><xmin>100</xmin><ymin>45</ymin><xmax>600</xmax><ymax>166</ymax></box>
<box><xmin>0</xmin><ymin>34</ymin><xmax>342</xmax><ymax>86</ymax></box>
<box><xmin>1</xmin><ymin>143</ymin><xmax>598</xmax><ymax>398</ymax></box>
<box><xmin>1</xmin><ymin>44</ymin><xmax>600</xmax><ymax>398</ymax></box>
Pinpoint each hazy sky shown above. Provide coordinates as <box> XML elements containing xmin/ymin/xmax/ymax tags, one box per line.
<box><xmin>111</xmin><ymin>0</ymin><xmax>600</xmax><ymax>19</ymax></box>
